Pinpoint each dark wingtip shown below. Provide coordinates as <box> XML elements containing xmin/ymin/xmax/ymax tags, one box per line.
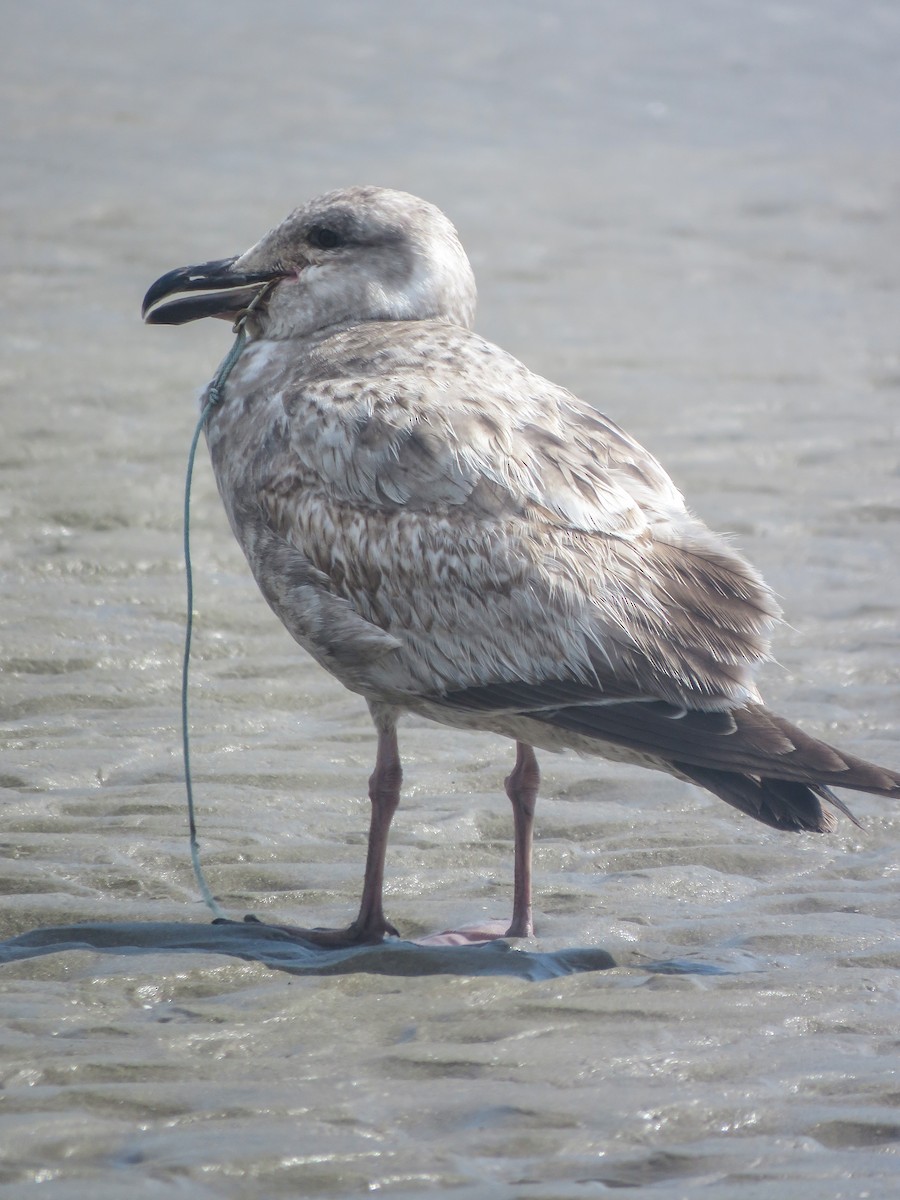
<box><xmin>810</xmin><ymin>783</ymin><xmax>862</xmax><ymax>829</ymax></box>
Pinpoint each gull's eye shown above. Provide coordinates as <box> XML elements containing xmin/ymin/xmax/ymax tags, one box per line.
<box><xmin>308</xmin><ymin>226</ymin><xmax>345</xmax><ymax>251</ymax></box>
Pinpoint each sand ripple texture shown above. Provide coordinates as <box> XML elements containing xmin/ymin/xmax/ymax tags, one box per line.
<box><xmin>2</xmin><ymin>2</ymin><xmax>899</xmax><ymax>1197</ymax></box>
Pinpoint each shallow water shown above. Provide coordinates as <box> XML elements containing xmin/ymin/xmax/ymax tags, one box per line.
<box><xmin>2</xmin><ymin>1</ymin><xmax>900</xmax><ymax>1196</ymax></box>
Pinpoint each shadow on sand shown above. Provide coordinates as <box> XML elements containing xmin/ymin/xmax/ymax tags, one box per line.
<box><xmin>0</xmin><ymin>920</ymin><xmax>619</xmax><ymax>980</ymax></box>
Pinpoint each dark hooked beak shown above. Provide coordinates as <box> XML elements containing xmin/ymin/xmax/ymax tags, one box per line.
<box><xmin>141</xmin><ymin>257</ymin><xmax>281</xmax><ymax>325</ymax></box>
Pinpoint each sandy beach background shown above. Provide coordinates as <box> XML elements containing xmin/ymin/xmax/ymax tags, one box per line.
<box><xmin>2</xmin><ymin>2</ymin><xmax>899</xmax><ymax>1196</ymax></box>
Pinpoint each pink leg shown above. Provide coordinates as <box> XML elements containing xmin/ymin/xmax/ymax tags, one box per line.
<box><xmin>239</xmin><ymin>729</ymin><xmax>539</xmax><ymax>949</ymax></box>
<box><xmin>347</xmin><ymin>722</ymin><xmax>402</xmax><ymax>942</ymax></box>
<box><xmin>416</xmin><ymin>740</ymin><xmax>539</xmax><ymax>946</ymax></box>
<box><xmin>240</xmin><ymin>714</ymin><xmax>402</xmax><ymax>947</ymax></box>
<box><xmin>505</xmin><ymin>741</ymin><xmax>539</xmax><ymax>938</ymax></box>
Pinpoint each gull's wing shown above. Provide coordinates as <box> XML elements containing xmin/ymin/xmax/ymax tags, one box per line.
<box><xmin>248</xmin><ymin>321</ymin><xmax>780</xmax><ymax>710</ymax></box>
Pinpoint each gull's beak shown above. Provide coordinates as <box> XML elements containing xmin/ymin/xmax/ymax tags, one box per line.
<box><xmin>141</xmin><ymin>257</ymin><xmax>282</xmax><ymax>325</ymax></box>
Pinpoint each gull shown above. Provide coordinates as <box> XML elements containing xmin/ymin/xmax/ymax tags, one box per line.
<box><xmin>143</xmin><ymin>186</ymin><xmax>900</xmax><ymax>946</ymax></box>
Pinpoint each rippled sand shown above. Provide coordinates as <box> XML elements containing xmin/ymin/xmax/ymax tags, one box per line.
<box><xmin>2</xmin><ymin>2</ymin><xmax>900</xmax><ymax>1196</ymax></box>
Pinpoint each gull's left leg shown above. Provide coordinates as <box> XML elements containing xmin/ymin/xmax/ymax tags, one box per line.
<box><xmin>415</xmin><ymin>739</ymin><xmax>539</xmax><ymax>946</ymax></box>
<box><xmin>505</xmin><ymin>741</ymin><xmax>539</xmax><ymax>938</ymax></box>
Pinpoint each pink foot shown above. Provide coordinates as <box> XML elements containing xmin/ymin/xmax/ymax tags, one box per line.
<box><xmin>412</xmin><ymin>919</ymin><xmax>526</xmax><ymax>946</ymax></box>
<box><xmin>223</xmin><ymin>915</ymin><xmax>530</xmax><ymax>949</ymax></box>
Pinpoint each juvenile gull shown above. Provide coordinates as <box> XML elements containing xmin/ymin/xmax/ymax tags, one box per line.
<box><xmin>143</xmin><ymin>186</ymin><xmax>900</xmax><ymax>946</ymax></box>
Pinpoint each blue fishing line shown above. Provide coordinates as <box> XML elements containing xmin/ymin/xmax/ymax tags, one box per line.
<box><xmin>181</xmin><ymin>323</ymin><xmax>251</xmax><ymax>919</ymax></box>
<box><xmin>179</xmin><ymin>281</ymin><xmax>276</xmax><ymax>919</ymax></box>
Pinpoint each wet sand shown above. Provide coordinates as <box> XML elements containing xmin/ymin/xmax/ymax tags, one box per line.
<box><xmin>2</xmin><ymin>2</ymin><xmax>900</xmax><ymax>1196</ymax></box>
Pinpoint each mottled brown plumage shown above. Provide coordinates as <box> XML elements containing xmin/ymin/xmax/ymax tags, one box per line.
<box><xmin>143</xmin><ymin>186</ymin><xmax>899</xmax><ymax>945</ymax></box>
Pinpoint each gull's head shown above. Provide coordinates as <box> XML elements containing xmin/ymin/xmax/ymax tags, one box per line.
<box><xmin>142</xmin><ymin>186</ymin><xmax>477</xmax><ymax>339</ymax></box>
